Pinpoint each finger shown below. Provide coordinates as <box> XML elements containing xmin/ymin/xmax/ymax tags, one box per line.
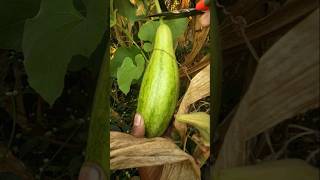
<box><xmin>200</xmin><ymin>10</ymin><xmax>210</xmax><ymax>27</ymax></box>
<box><xmin>131</xmin><ymin>113</ymin><xmax>145</xmax><ymax>138</ymax></box>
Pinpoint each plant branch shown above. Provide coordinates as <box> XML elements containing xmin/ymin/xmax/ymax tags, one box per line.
<box><xmin>155</xmin><ymin>0</ymin><xmax>162</xmax><ymax>13</ymax></box>
<box><xmin>210</xmin><ymin>0</ymin><xmax>223</xmax><ymax>164</ymax></box>
<box><xmin>85</xmin><ymin>48</ymin><xmax>110</xmax><ymax>178</ymax></box>
<box><xmin>155</xmin><ymin>0</ymin><xmax>164</xmax><ymax>23</ymax></box>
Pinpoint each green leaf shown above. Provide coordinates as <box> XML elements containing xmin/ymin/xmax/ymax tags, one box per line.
<box><xmin>110</xmin><ymin>46</ymin><xmax>140</xmax><ymax>77</ymax></box>
<box><xmin>22</xmin><ymin>0</ymin><xmax>107</xmax><ymax>106</ymax></box>
<box><xmin>117</xmin><ymin>54</ymin><xmax>145</xmax><ymax>95</ymax></box>
<box><xmin>0</xmin><ymin>0</ymin><xmax>41</xmax><ymax>50</ymax></box>
<box><xmin>166</xmin><ymin>18</ymin><xmax>189</xmax><ymax>44</ymax></box>
<box><xmin>176</xmin><ymin>112</ymin><xmax>210</xmax><ymax>146</ymax></box>
<box><xmin>143</xmin><ymin>42</ymin><xmax>153</xmax><ymax>52</ymax></box>
<box><xmin>138</xmin><ymin>20</ymin><xmax>159</xmax><ymax>43</ymax></box>
<box><xmin>138</xmin><ymin>18</ymin><xmax>188</xmax><ymax>46</ymax></box>
<box><xmin>114</xmin><ymin>0</ymin><xmax>137</xmax><ymax>23</ymax></box>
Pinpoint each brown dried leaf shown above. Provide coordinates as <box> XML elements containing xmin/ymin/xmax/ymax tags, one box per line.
<box><xmin>221</xmin><ymin>0</ymin><xmax>318</xmax><ymax>50</ymax></box>
<box><xmin>161</xmin><ymin>161</ymin><xmax>198</xmax><ymax>180</ymax></box>
<box><xmin>214</xmin><ymin>159</ymin><xmax>319</xmax><ymax>180</ymax></box>
<box><xmin>181</xmin><ymin>0</ymin><xmax>190</xmax><ymax>9</ymax></box>
<box><xmin>183</xmin><ymin>16</ymin><xmax>210</xmax><ymax>65</ymax></box>
<box><xmin>191</xmin><ymin>139</ymin><xmax>210</xmax><ymax>167</ymax></box>
<box><xmin>175</xmin><ymin>64</ymin><xmax>210</xmax><ymax>141</ymax></box>
<box><xmin>216</xmin><ymin>9</ymin><xmax>320</xmax><ymax>169</ymax></box>
<box><xmin>110</xmin><ymin>132</ymin><xmax>200</xmax><ymax>179</ymax></box>
<box><xmin>178</xmin><ymin>64</ymin><xmax>210</xmax><ymax>114</ymax></box>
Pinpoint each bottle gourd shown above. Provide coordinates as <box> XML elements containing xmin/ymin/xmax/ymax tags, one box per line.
<box><xmin>137</xmin><ymin>22</ymin><xmax>179</xmax><ymax>137</ymax></box>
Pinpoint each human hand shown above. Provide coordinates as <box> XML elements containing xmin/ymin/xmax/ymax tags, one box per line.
<box><xmin>77</xmin><ymin>114</ymin><xmax>146</xmax><ymax>180</ymax></box>
<box><xmin>200</xmin><ymin>10</ymin><xmax>210</xmax><ymax>27</ymax></box>
<box><xmin>78</xmin><ymin>113</ymin><xmax>162</xmax><ymax>180</ymax></box>
<box><xmin>131</xmin><ymin>113</ymin><xmax>163</xmax><ymax>180</ymax></box>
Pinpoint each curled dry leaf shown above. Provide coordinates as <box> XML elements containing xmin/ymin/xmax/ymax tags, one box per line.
<box><xmin>216</xmin><ymin>9</ymin><xmax>320</xmax><ymax>169</ymax></box>
<box><xmin>214</xmin><ymin>159</ymin><xmax>319</xmax><ymax>180</ymax></box>
<box><xmin>220</xmin><ymin>0</ymin><xmax>318</xmax><ymax>50</ymax></box>
<box><xmin>175</xmin><ymin>64</ymin><xmax>210</xmax><ymax>141</ymax></box>
<box><xmin>110</xmin><ymin>131</ymin><xmax>200</xmax><ymax>180</ymax></box>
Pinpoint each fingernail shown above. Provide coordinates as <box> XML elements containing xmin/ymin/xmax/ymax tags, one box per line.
<box><xmin>134</xmin><ymin>113</ymin><xmax>141</xmax><ymax>126</ymax></box>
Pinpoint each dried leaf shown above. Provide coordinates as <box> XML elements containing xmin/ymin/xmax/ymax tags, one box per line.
<box><xmin>183</xmin><ymin>16</ymin><xmax>209</xmax><ymax>65</ymax></box>
<box><xmin>216</xmin><ymin>9</ymin><xmax>320</xmax><ymax>169</ymax></box>
<box><xmin>179</xmin><ymin>54</ymin><xmax>210</xmax><ymax>78</ymax></box>
<box><xmin>110</xmin><ymin>132</ymin><xmax>200</xmax><ymax>179</ymax></box>
<box><xmin>214</xmin><ymin>159</ymin><xmax>319</xmax><ymax>180</ymax></box>
<box><xmin>161</xmin><ymin>161</ymin><xmax>198</xmax><ymax>180</ymax></box>
<box><xmin>181</xmin><ymin>0</ymin><xmax>190</xmax><ymax>9</ymax></box>
<box><xmin>191</xmin><ymin>140</ymin><xmax>210</xmax><ymax>167</ymax></box>
<box><xmin>175</xmin><ymin>64</ymin><xmax>210</xmax><ymax>141</ymax></box>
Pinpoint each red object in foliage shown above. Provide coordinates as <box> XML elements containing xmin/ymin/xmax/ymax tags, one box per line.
<box><xmin>195</xmin><ymin>0</ymin><xmax>209</xmax><ymax>11</ymax></box>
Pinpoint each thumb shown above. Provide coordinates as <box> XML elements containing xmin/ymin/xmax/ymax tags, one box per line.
<box><xmin>131</xmin><ymin>113</ymin><xmax>145</xmax><ymax>138</ymax></box>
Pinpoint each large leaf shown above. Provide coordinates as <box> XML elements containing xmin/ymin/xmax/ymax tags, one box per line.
<box><xmin>22</xmin><ymin>0</ymin><xmax>107</xmax><ymax>106</ymax></box>
<box><xmin>114</xmin><ymin>0</ymin><xmax>137</xmax><ymax>23</ymax></box>
<box><xmin>110</xmin><ymin>46</ymin><xmax>140</xmax><ymax>77</ymax></box>
<box><xmin>138</xmin><ymin>18</ymin><xmax>189</xmax><ymax>47</ymax></box>
<box><xmin>0</xmin><ymin>0</ymin><xmax>41</xmax><ymax>50</ymax></box>
<box><xmin>216</xmin><ymin>9</ymin><xmax>319</xmax><ymax>169</ymax></box>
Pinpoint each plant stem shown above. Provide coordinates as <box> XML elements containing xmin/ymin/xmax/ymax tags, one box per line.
<box><xmin>155</xmin><ymin>0</ymin><xmax>162</xmax><ymax>13</ymax></box>
<box><xmin>154</xmin><ymin>0</ymin><xmax>164</xmax><ymax>24</ymax></box>
<box><xmin>85</xmin><ymin>39</ymin><xmax>110</xmax><ymax>179</ymax></box>
<box><xmin>116</xmin><ymin>24</ymin><xmax>148</xmax><ymax>62</ymax></box>
<box><xmin>210</xmin><ymin>0</ymin><xmax>222</xmax><ymax>161</ymax></box>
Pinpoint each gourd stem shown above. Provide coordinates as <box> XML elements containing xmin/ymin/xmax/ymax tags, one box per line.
<box><xmin>155</xmin><ymin>0</ymin><xmax>164</xmax><ymax>24</ymax></box>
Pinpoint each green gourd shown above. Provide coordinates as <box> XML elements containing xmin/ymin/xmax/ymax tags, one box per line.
<box><xmin>137</xmin><ymin>22</ymin><xmax>179</xmax><ymax>137</ymax></box>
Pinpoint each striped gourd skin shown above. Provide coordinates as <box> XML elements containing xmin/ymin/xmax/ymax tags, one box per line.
<box><xmin>137</xmin><ymin>23</ymin><xmax>179</xmax><ymax>138</ymax></box>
